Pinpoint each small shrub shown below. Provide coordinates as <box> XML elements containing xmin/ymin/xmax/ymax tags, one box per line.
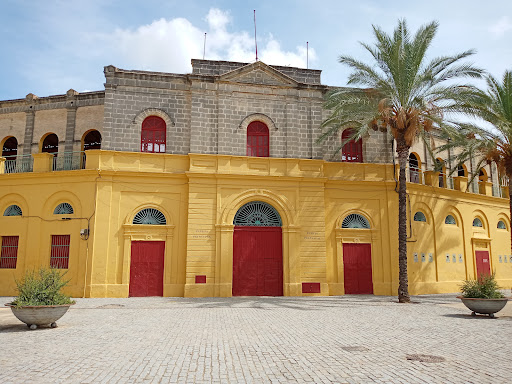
<box><xmin>11</xmin><ymin>267</ymin><xmax>75</xmax><ymax>307</ymax></box>
<box><xmin>460</xmin><ymin>272</ymin><xmax>505</xmax><ymax>299</ymax></box>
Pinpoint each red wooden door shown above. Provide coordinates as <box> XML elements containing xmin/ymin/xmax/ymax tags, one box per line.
<box><xmin>233</xmin><ymin>226</ymin><xmax>283</xmax><ymax>296</ymax></box>
<box><xmin>129</xmin><ymin>241</ymin><xmax>165</xmax><ymax>297</ymax></box>
<box><xmin>343</xmin><ymin>243</ymin><xmax>373</xmax><ymax>294</ymax></box>
<box><xmin>475</xmin><ymin>250</ymin><xmax>491</xmax><ymax>278</ymax></box>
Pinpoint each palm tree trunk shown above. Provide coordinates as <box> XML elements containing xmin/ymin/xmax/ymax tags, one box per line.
<box><xmin>397</xmin><ymin>145</ymin><xmax>411</xmax><ymax>303</ymax></box>
<box><xmin>509</xmin><ymin>176</ymin><xmax>512</xmax><ymax>254</ymax></box>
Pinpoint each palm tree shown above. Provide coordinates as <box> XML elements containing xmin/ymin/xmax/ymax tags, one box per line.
<box><xmin>438</xmin><ymin>71</ymin><xmax>512</xmax><ymax>251</ymax></box>
<box><xmin>320</xmin><ymin>20</ymin><xmax>483</xmax><ymax>303</ymax></box>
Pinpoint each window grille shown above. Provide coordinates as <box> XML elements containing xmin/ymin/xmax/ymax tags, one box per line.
<box><xmin>497</xmin><ymin>220</ymin><xmax>507</xmax><ymax>230</ymax></box>
<box><xmin>341</xmin><ymin>129</ymin><xmax>363</xmax><ymax>163</ymax></box>
<box><xmin>247</xmin><ymin>121</ymin><xmax>269</xmax><ymax>157</ymax></box>
<box><xmin>234</xmin><ymin>201</ymin><xmax>282</xmax><ymax>226</ymax></box>
<box><xmin>133</xmin><ymin>208</ymin><xmax>166</xmax><ymax>225</ymax></box>
<box><xmin>50</xmin><ymin>235</ymin><xmax>70</xmax><ymax>269</ymax></box>
<box><xmin>445</xmin><ymin>215</ymin><xmax>456</xmax><ymax>225</ymax></box>
<box><xmin>341</xmin><ymin>214</ymin><xmax>370</xmax><ymax>229</ymax></box>
<box><xmin>141</xmin><ymin>116</ymin><xmax>166</xmax><ymax>153</ymax></box>
<box><xmin>3</xmin><ymin>205</ymin><xmax>22</xmax><ymax>216</ymax></box>
<box><xmin>54</xmin><ymin>203</ymin><xmax>74</xmax><ymax>215</ymax></box>
<box><xmin>0</xmin><ymin>236</ymin><xmax>19</xmax><ymax>269</ymax></box>
<box><xmin>413</xmin><ymin>212</ymin><xmax>427</xmax><ymax>222</ymax></box>
<box><xmin>472</xmin><ymin>218</ymin><xmax>483</xmax><ymax>227</ymax></box>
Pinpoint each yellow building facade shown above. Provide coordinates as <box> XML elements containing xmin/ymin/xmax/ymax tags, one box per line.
<box><xmin>1</xmin><ymin>150</ymin><xmax>510</xmax><ymax>298</ymax></box>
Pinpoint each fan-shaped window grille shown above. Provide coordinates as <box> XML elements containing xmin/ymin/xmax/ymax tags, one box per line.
<box><xmin>133</xmin><ymin>208</ymin><xmax>166</xmax><ymax>225</ymax></box>
<box><xmin>233</xmin><ymin>201</ymin><xmax>282</xmax><ymax>227</ymax></box>
<box><xmin>413</xmin><ymin>212</ymin><xmax>427</xmax><ymax>222</ymax></box>
<box><xmin>3</xmin><ymin>205</ymin><xmax>22</xmax><ymax>216</ymax></box>
<box><xmin>472</xmin><ymin>218</ymin><xmax>483</xmax><ymax>228</ymax></box>
<box><xmin>341</xmin><ymin>214</ymin><xmax>370</xmax><ymax>229</ymax></box>
<box><xmin>497</xmin><ymin>220</ymin><xmax>507</xmax><ymax>230</ymax></box>
<box><xmin>53</xmin><ymin>203</ymin><xmax>74</xmax><ymax>215</ymax></box>
<box><xmin>445</xmin><ymin>215</ymin><xmax>456</xmax><ymax>225</ymax></box>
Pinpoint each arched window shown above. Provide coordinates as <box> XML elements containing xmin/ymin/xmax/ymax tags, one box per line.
<box><xmin>54</xmin><ymin>203</ymin><xmax>74</xmax><ymax>215</ymax></box>
<box><xmin>2</xmin><ymin>137</ymin><xmax>18</xmax><ymax>174</ymax></box>
<box><xmin>3</xmin><ymin>205</ymin><xmax>22</xmax><ymax>216</ymax></box>
<box><xmin>246</xmin><ymin>121</ymin><xmax>269</xmax><ymax>157</ymax></box>
<box><xmin>234</xmin><ymin>201</ymin><xmax>281</xmax><ymax>226</ymax></box>
<box><xmin>413</xmin><ymin>212</ymin><xmax>427</xmax><ymax>222</ymax></box>
<box><xmin>472</xmin><ymin>218</ymin><xmax>483</xmax><ymax>228</ymax></box>
<box><xmin>445</xmin><ymin>215</ymin><xmax>456</xmax><ymax>225</ymax></box>
<box><xmin>409</xmin><ymin>153</ymin><xmax>420</xmax><ymax>183</ymax></box>
<box><xmin>341</xmin><ymin>214</ymin><xmax>370</xmax><ymax>229</ymax></box>
<box><xmin>341</xmin><ymin>129</ymin><xmax>363</xmax><ymax>163</ymax></box>
<box><xmin>141</xmin><ymin>116</ymin><xmax>166</xmax><ymax>153</ymax></box>
<box><xmin>497</xmin><ymin>220</ymin><xmax>507</xmax><ymax>230</ymax></box>
<box><xmin>133</xmin><ymin>208</ymin><xmax>166</xmax><ymax>225</ymax></box>
<box><xmin>83</xmin><ymin>130</ymin><xmax>102</xmax><ymax>151</ymax></box>
<box><xmin>457</xmin><ymin>165</ymin><xmax>467</xmax><ymax>177</ymax></box>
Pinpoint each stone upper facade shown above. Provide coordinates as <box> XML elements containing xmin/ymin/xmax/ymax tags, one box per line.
<box><xmin>0</xmin><ymin>58</ymin><xmax>496</xmax><ymax>182</ymax></box>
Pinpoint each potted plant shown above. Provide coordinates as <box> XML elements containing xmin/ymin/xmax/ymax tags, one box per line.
<box><xmin>5</xmin><ymin>267</ymin><xmax>75</xmax><ymax>329</ymax></box>
<box><xmin>458</xmin><ymin>272</ymin><xmax>510</xmax><ymax>318</ymax></box>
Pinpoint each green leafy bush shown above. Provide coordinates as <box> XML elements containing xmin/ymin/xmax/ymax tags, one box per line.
<box><xmin>11</xmin><ymin>268</ymin><xmax>75</xmax><ymax>307</ymax></box>
<box><xmin>460</xmin><ymin>273</ymin><xmax>505</xmax><ymax>299</ymax></box>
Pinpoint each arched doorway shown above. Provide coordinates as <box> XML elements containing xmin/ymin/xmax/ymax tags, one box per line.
<box><xmin>409</xmin><ymin>153</ymin><xmax>420</xmax><ymax>183</ymax></box>
<box><xmin>42</xmin><ymin>133</ymin><xmax>59</xmax><ymax>170</ymax></box>
<box><xmin>141</xmin><ymin>116</ymin><xmax>166</xmax><ymax>153</ymax></box>
<box><xmin>129</xmin><ymin>208</ymin><xmax>167</xmax><ymax>297</ymax></box>
<box><xmin>341</xmin><ymin>214</ymin><xmax>373</xmax><ymax>294</ymax></box>
<box><xmin>232</xmin><ymin>201</ymin><xmax>282</xmax><ymax>296</ymax></box>
<box><xmin>341</xmin><ymin>129</ymin><xmax>363</xmax><ymax>162</ymax></box>
<box><xmin>2</xmin><ymin>137</ymin><xmax>18</xmax><ymax>173</ymax></box>
<box><xmin>83</xmin><ymin>130</ymin><xmax>102</xmax><ymax>151</ymax></box>
<box><xmin>246</xmin><ymin>121</ymin><xmax>269</xmax><ymax>157</ymax></box>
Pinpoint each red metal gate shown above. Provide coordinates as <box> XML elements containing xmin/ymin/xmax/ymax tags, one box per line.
<box><xmin>233</xmin><ymin>226</ymin><xmax>283</xmax><ymax>296</ymax></box>
<box><xmin>343</xmin><ymin>243</ymin><xmax>373</xmax><ymax>294</ymax></box>
<box><xmin>129</xmin><ymin>241</ymin><xmax>165</xmax><ymax>297</ymax></box>
<box><xmin>475</xmin><ymin>250</ymin><xmax>491</xmax><ymax>278</ymax></box>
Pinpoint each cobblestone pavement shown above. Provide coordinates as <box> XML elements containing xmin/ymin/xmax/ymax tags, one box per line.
<box><xmin>1</xmin><ymin>294</ymin><xmax>511</xmax><ymax>384</ymax></box>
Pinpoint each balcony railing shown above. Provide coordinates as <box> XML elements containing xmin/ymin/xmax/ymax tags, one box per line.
<box><xmin>3</xmin><ymin>154</ymin><xmax>34</xmax><ymax>173</ymax></box>
<box><xmin>403</xmin><ymin>165</ymin><xmax>505</xmax><ymax>197</ymax></box>
<box><xmin>52</xmin><ymin>151</ymin><xmax>86</xmax><ymax>171</ymax></box>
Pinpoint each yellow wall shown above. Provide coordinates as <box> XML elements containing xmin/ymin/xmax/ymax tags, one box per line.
<box><xmin>0</xmin><ymin>150</ymin><xmax>510</xmax><ymax>298</ymax></box>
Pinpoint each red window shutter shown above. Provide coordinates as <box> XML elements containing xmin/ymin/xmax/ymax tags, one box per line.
<box><xmin>50</xmin><ymin>235</ymin><xmax>70</xmax><ymax>269</ymax></box>
<box><xmin>0</xmin><ymin>236</ymin><xmax>19</xmax><ymax>269</ymax></box>
<box><xmin>247</xmin><ymin>121</ymin><xmax>269</xmax><ymax>157</ymax></box>
<box><xmin>341</xmin><ymin>129</ymin><xmax>363</xmax><ymax>162</ymax></box>
<box><xmin>141</xmin><ymin>116</ymin><xmax>166</xmax><ymax>153</ymax></box>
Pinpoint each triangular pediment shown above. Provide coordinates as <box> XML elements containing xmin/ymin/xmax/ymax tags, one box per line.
<box><xmin>218</xmin><ymin>61</ymin><xmax>298</xmax><ymax>86</ymax></box>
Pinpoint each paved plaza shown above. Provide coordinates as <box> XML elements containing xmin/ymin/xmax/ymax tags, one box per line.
<box><xmin>0</xmin><ymin>295</ymin><xmax>511</xmax><ymax>384</ymax></box>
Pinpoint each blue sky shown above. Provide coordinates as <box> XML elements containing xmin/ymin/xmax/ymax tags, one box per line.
<box><xmin>1</xmin><ymin>0</ymin><xmax>512</xmax><ymax>100</ymax></box>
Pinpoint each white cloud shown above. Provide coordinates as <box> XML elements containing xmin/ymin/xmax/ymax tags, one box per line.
<box><xmin>96</xmin><ymin>8</ymin><xmax>316</xmax><ymax>74</ymax></box>
<box><xmin>489</xmin><ymin>16</ymin><xmax>512</xmax><ymax>37</ymax></box>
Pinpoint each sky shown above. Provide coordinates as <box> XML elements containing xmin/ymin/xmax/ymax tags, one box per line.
<box><xmin>1</xmin><ymin>0</ymin><xmax>512</xmax><ymax>100</ymax></box>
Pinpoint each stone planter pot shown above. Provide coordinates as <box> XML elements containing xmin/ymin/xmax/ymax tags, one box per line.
<box><xmin>457</xmin><ymin>296</ymin><xmax>510</xmax><ymax>318</ymax></box>
<box><xmin>5</xmin><ymin>303</ymin><xmax>74</xmax><ymax>329</ymax></box>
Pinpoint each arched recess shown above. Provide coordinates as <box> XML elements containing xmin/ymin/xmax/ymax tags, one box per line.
<box><xmin>436</xmin><ymin>158</ymin><xmax>446</xmax><ymax>188</ymax></box>
<box><xmin>409</xmin><ymin>204</ymin><xmax>436</xmax><ymax>287</ymax></box>
<box><xmin>494</xmin><ymin>213</ymin><xmax>511</xmax><ymax>280</ymax></box>
<box><xmin>471</xmin><ymin>209</ymin><xmax>492</xmax><ymax>279</ymax></box>
<box><xmin>457</xmin><ymin>164</ymin><xmax>468</xmax><ymax>177</ymax></box>
<box><xmin>238</xmin><ymin>113</ymin><xmax>277</xmax><ymax>132</ymax></box>
<box><xmin>82</xmin><ymin>130</ymin><xmax>102</xmax><ymax>151</ymax></box>
<box><xmin>40</xmin><ymin>133</ymin><xmax>59</xmax><ymax>154</ymax></box>
<box><xmin>437</xmin><ymin>206</ymin><xmax>466</xmax><ymax>284</ymax></box>
<box><xmin>409</xmin><ymin>153</ymin><xmax>421</xmax><ymax>183</ymax></box>
<box><xmin>214</xmin><ymin>189</ymin><xmax>299</xmax><ymax>297</ymax></box>
<box><xmin>246</xmin><ymin>121</ymin><xmax>269</xmax><ymax>157</ymax></box>
<box><xmin>43</xmin><ymin>191</ymin><xmax>82</xmax><ymax>218</ymax></box>
<box><xmin>232</xmin><ymin>201</ymin><xmax>283</xmax><ymax>296</ymax></box>
<box><xmin>334</xmin><ymin>210</ymin><xmax>378</xmax><ymax>295</ymax></box>
<box><xmin>0</xmin><ymin>193</ymin><xmax>29</xmax><ymax>218</ymax></box>
<box><xmin>122</xmin><ymin>204</ymin><xmax>175</xmax><ymax>297</ymax></box>
<box><xmin>479</xmin><ymin>168</ymin><xmax>488</xmax><ymax>182</ymax></box>
<box><xmin>2</xmin><ymin>136</ymin><xmax>18</xmax><ymax>173</ymax></box>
